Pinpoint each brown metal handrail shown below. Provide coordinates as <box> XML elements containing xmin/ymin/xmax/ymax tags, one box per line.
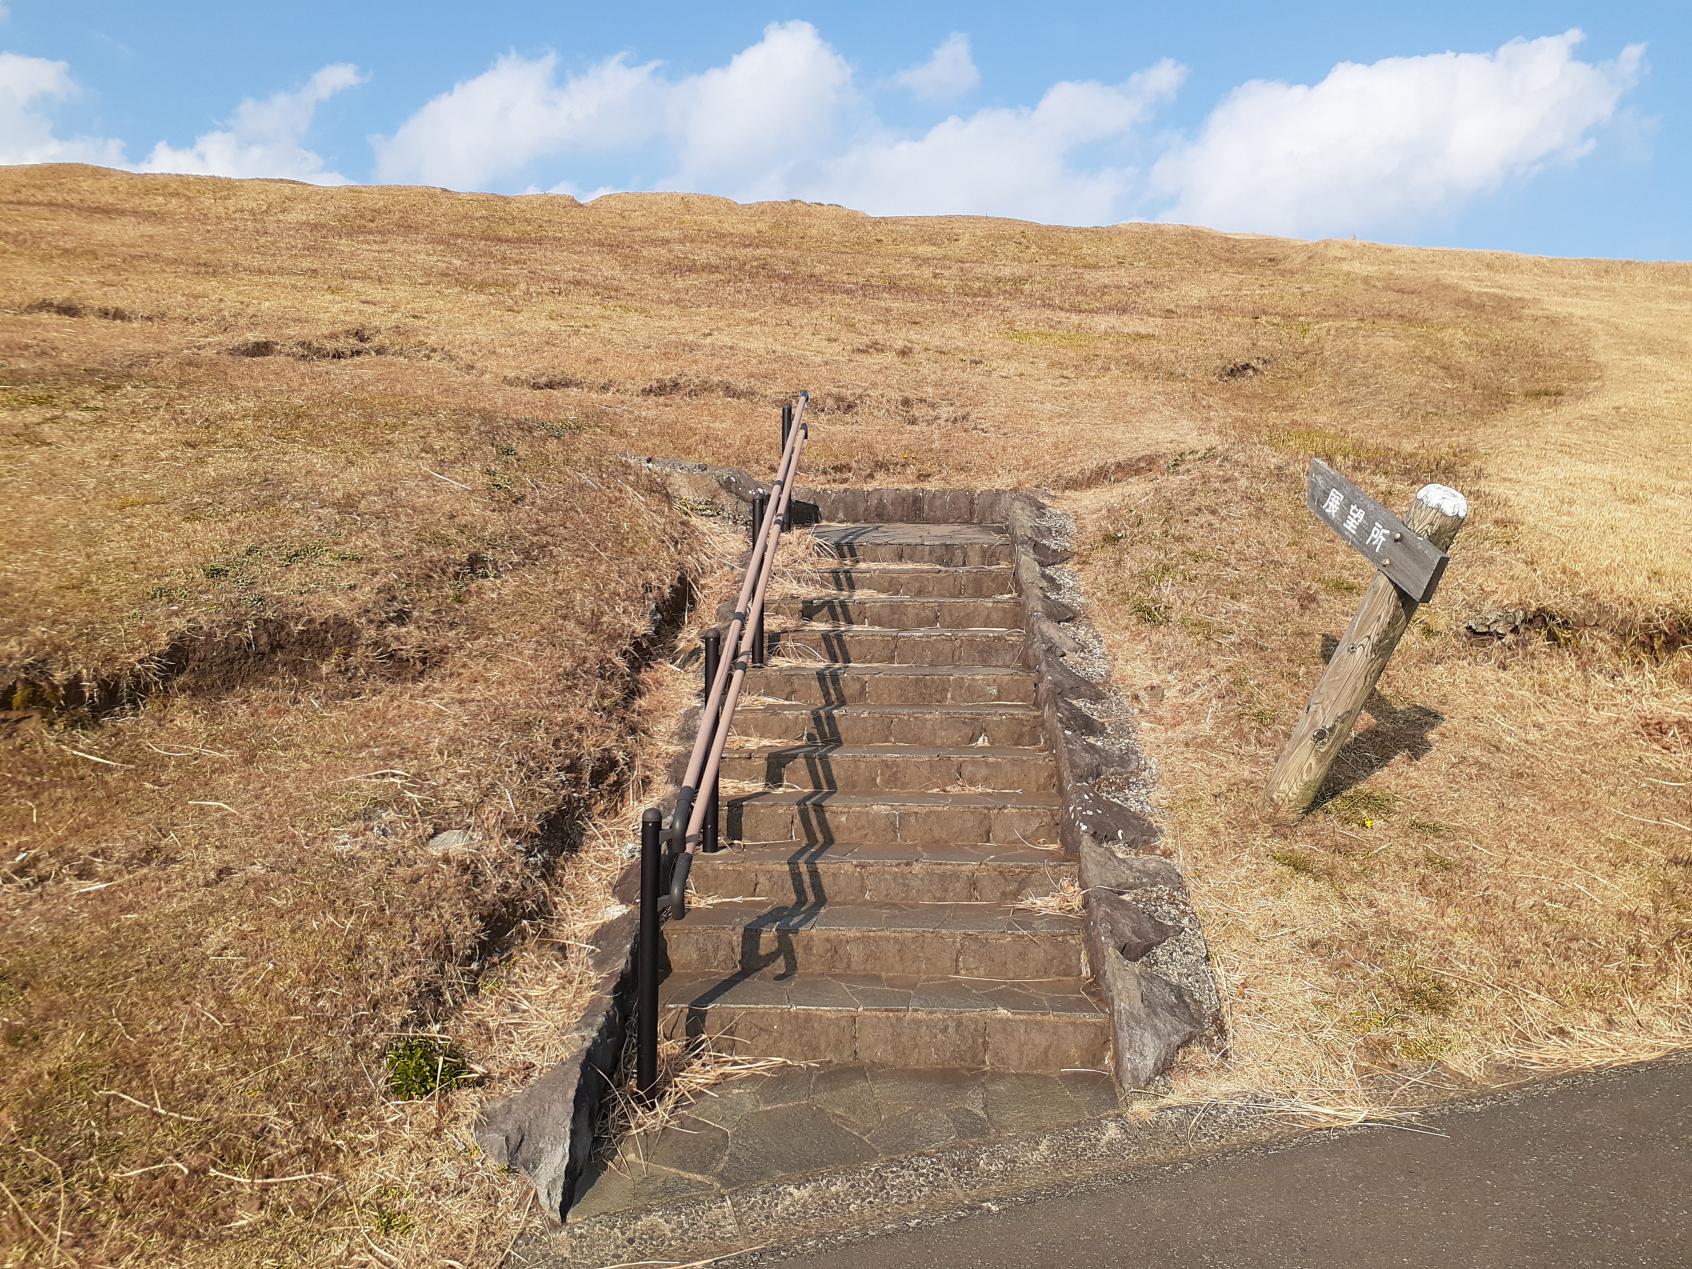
<box><xmin>636</xmin><ymin>392</ymin><xmax>810</xmax><ymax>1095</ymax></box>
<box><xmin>664</xmin><ymin>390</ymin><xmax>809</xmax><ymax>918</ymax></box>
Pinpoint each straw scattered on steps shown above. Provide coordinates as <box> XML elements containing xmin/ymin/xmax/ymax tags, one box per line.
<box><xmin>598</xmin><ymin>1033</ymin><xmax>813</xmax><ymax>1169</ymax></box>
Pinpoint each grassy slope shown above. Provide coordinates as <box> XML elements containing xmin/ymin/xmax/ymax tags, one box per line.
<box><xmin>1</xmin><ymin>165</ymin><xmax>1688</xmax><ymax>1261</ymax></box>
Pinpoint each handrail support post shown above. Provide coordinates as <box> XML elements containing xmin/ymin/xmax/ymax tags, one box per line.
<box><xmin>636</xmin><ymin>807</ymin><xmax>661</xmax><ymax>1098</ymax></box>
<box><xmin>750</xmin><ymin>492</ymin><xmax>766</xmax><ymax>547</ymax></box>
<box><xmin>780</xmin><ymin>403</ymin><xmax>794</xmax><ymax>529</ymax></box>
<box><xmin>750</xmin><ymin>494</ymin><xmax>769</xmax><ymax>668</ymax></box>
<box><xmin>701</xmin><ymin>630</ymin><xmax>722</xmax><ymax>853</ymax></box>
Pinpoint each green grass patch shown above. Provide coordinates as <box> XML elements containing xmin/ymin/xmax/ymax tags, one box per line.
<box><xmin>1323</xmin><ymin>787</ymin><xmax>1395</xmax><ymax>828</ymax></box>
<box><xmin>384</xmin><ymin>1035</ymin><xmax>469</xmax><ymax>1100</ymax></box>
<box><xmin>1269</xmin><ymin>846</ymin><xmax>1325</xmax><ymax>878</ymax></box>
<box><xmin>1003</xmin><ymin>328</ymin><xmax>1155</xmax><ymax>349</ymax></box>
<box><xmin>1387</xmin><ymin>960</ymin><xmax>1458</xmax><ymax>1017</ymax></box>
<box><xmin>1131</xmin><ymin>598</ymin><xmax>1170</xmax><ymax>626</ymax></box>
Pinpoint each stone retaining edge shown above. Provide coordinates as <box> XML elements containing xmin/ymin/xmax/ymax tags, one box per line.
<box><xmin>1002</xmin><ymin>490</ymin><xmax>1225</xmax><ymax>1087</ymax></box>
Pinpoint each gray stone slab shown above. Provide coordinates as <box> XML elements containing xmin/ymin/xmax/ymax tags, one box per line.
<box><xmin>1058</xmin><ymin>1071</ymin><xmax>1124</xmax><ymax>1117</ymax></box>
<box><xmin>981</xmin><ymin>1073</ymin><xmax>1095</xmax><ymax>1136</ymax></box>
<box><xmin>865</xmin><ymin>1104</ymin><xmax>965</xmax><ymax>1155</ymax></box>
<box><xmin>750</xmin><ymin>1065</ymin><xmax>816</xmax><ymax>1107</ymax></box>
<box><xmin>808</xmin><ymin>1066</ymin><xmax>883</xmax><ymax>1125</ymax></box>
<box><xmin>868</xmin><ymin>1067</ymin><xmax>989</xmax><ymax>1116</ymax></box>
<box><xmin>567</xmin><ymin>1159</ymin><xmax>721</xmax><ymax>1220</ymax></box>
<box><xmin>682</xmin><ymin>1081</ymin><xmax>770</xmax><ymax>1134</ymax></box>
<box><xmin>638</xmin><ymin>1115</ymin><xmax>733</xmax><ymax>1180</ymax></box>
<box><xmin>715</xmin><ymin>1102</ymin><xmax>878</xmax><ymax>1190</ymax></box>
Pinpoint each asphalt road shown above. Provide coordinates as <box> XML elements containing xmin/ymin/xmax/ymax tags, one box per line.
<box><xmin>769</xmin><ymin>1055</ymin><xmax>1692</xmax><ymax>1268</ymax></box>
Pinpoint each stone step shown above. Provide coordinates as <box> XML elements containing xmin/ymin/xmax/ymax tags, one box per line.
<box><xmin>725</xmin><ymin>789</ymin><xmax>1060</xmax><ymax>846</ymax></box>
<box><xmin>663</xmin><ymin>900</ymin><xmax>1086</xmax><ymax>980</ymax></box>
<box><xmin>731</xmin><ymin>703</ymin><xmax>1045</xmax><ymax>748</ymax></box>
<box><xmin>813</xmin><ymin>523</ymin><xmax>1012</xmax><ymax>568</ymax></box>
<box><xmin>766</xmin><ymin>627</ymin><xmax>1025</xmax><ymax>668</ymax></box>
<box><xmin>720</xmin><ymin>744</ymin><xmax>1055</xmax><ymax>793</ymax></box>
<box><xmin>745</xmin><ymin>664</ymin><xmax>1034</xmax><ymax>707</ymax></box>
<box><xmin>814</xmin><ymin>564</ymin><xmax>1014</xmax><ymax>598</ymax></box>
<box><xmin>766</xmin><ymin>594</ymin><xmax>1023</xmax><ymax>629</ymax></box>
<box><xmin>690</xmin><ymin>840</ymin><xmax>1070</xmax><ymax>904</ymax></box>
<box><xmin>660</xmin><ymin>968</ymin><xmax>1107</xmax><ymax>1072</ymax></box>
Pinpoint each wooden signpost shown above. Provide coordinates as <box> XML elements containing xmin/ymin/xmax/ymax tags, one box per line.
<box><xmin>1266</xmin><ymin>461</ymin><xmax>1469</xmax><ymax>816</ymax></box>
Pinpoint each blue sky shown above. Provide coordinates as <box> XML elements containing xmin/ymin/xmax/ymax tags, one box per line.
<box><xmin>2</xmin><ymin>2</ymin><xmax>1684</xmax><ymax>258</ymax></box>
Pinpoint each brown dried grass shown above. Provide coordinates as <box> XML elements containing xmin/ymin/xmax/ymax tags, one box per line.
<box><xmin>1013</xmin><ymin>876</ymin><xmax>1087</xmax><ymax>918</ymax></box>
<box><xmin>1</xmin><ymin>164</ymin><xmax>1688</xmax><ymax>1257</ymax></box>
<box><xmin>598</xmin><ymin>1034</ymin><xmax>809</xmax><ymax>1169</ymax></box>
<box><xmin>1072</xmin><ymin>442</ymin><xmax>1691</xmax><ymax>1115</ymax></box>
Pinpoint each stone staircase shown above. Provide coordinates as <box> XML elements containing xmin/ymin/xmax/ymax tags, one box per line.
<box><xmin>660</xmin><ymin>520</ymin><xmax>1109</xmax><ymax>1074</ymax></box>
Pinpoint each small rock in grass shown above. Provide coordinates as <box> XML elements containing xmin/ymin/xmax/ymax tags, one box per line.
<box><xmin>426</xmin><ymin>829</ymin><xmax>479</xmax><ymax>858</ymax></box>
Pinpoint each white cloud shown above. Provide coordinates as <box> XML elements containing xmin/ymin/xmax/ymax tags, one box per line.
<box><xmin>895</xmin><ymin>33</ymin><xmax>979</xmax><ymax>102</ymax></box>
<box><xmin>377</xmin><ymin>23</ymin><xmax>1177</xmax><ymax>223</ymax></box>
<box><xmin>543</xmin><ymin>177</ymin><xmax>616</xmax><ymax>202</ymax></box>
<box><xmin>139</xmin><ymin>62</ymin><xmax>366</xmax><ymax>183</ymax></box>
<box><xmin>376</xmin><ymin>22</ymin><xmax>850</xmax><ymax>196</ymax></box>
<box><xmin>373</xmin><ymin>51</ymin><xmax>664</xmax><ymax>188</ymax></box>
<box><xmin>1152</xmin><ymin>30</ymin><xmax>1644</xmax><ymax>238</ymax></box>
<box><xmin>812</xmin><ymin>60</ymin><xmax>1185</xmax><ymax>222</ymax></box>
<box><xmin>663</xmin><ymin>21</ymin><xmax>853</xmax><ymax>195</ymax></box>
<box><xmin>0</xmin><ymin>51</ymin><xmax>126</xmax><ymax>165</ymax></box>
<box><xmin>9</xmin><ymin>20</ymin><xmax>1620</xmax><ymax>239</ymax></box>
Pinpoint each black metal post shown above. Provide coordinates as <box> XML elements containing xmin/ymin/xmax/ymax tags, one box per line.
<box><xmin>750</xmin><ymin>493</ymin><xmax>768</xmax><ymax>668</ymax></box>
<box><xmin>779</xmin><ymin>402</ymin><xmax>794</xmax><ymax>529</ymax></box>
<box><xmin>636</xmin><ymin>807</ymin><xmax>661</xmax><ymax>1098</ymax></box>
<box><xmin>701</xmin><ymin>630</ymin><xmax>721</xmax><ymax>853</ymax></box>
<box><xmin>750</xmin><ymin>492</ymin><xmax>767</xmax><ymax>546</ymax></box>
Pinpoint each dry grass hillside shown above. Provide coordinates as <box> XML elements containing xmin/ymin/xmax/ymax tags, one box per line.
<box><xmin>2</xmin><ymin>163</ymin><xmax>1688</xmax><ymax>1262</ymax></box>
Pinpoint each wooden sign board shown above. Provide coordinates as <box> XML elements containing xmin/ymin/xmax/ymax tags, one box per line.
<box><xmin>1305</xmin><ymin>460</ymin><xmax>1449</xmax><ymax>602</ymax></box>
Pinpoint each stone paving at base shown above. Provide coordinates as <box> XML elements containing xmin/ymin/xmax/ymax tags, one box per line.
<box><xmin>571</xmin><ymin>1065</ymin><xmax>1118</xmax><ymax>1219</ymax></box>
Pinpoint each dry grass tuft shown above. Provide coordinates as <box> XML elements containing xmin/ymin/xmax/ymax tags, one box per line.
<box><xmin>767</xmin><ymin>528</ymin><xmax>828</xmax><ymax>599</ymax></box>
<box><xmin>599</xmin><ymin>1033</ymin><xmax>810</xmax><ymax>1168</ymax></box>
<box><xmin>1014</xmin><ymin>876</ymin><xmax>1087</xmax><ymax>918</ymax></box>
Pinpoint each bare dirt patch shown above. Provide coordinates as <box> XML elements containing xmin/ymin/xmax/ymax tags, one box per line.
<box><xmin>22</xmin><ymin>296</ymin><xmax>142</xmax><ymax>321</ymax></box>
